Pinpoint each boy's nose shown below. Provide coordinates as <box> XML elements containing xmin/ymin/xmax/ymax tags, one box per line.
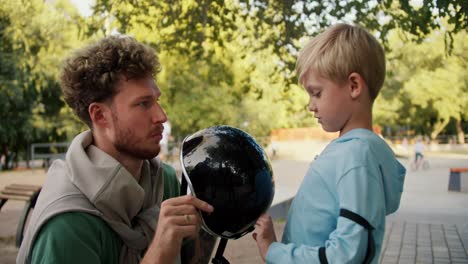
<box><xmin>308</xmin><ymin>101</ymin><xmax>317</xmax><ymax>112</ymax></box>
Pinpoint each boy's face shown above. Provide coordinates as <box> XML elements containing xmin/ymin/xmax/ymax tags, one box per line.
<box><xmin>107</xmin><ymin>76</ymin><xmax>168</xmax><ymax>160</ymax></box>
<box><xmin>303</xmin><ymin>70</ymin><xmax>353</xmax><ymax>134</ymax></box>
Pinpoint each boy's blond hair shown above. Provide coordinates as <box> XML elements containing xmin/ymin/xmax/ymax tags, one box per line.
<box><xmin>296</xmin><ymin>23</ymin><xmax>386</xmax><ymax>101</ymax></box>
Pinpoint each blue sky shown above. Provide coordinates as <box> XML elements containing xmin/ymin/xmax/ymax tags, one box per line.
<box><xmin>69</xmin><ymin>0</ymin><xmax>94</xmax><ymax>17</ymax></box>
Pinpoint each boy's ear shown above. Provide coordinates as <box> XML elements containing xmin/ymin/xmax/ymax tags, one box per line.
<box><xmin>89</xmin><ymin>102</ymin><xmax>112</xmax><ymax>128</ymax></box>
<box><xmin>348</xmin><ymin>72</ymin><xmax>366</xmax><ymax>99</ymax></box>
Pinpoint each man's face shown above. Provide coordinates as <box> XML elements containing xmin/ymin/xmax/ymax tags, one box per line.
<box><xmin>109</xmin><ymin>76</ymin><xmax>167</xmax><ymax>160</ymax></box>
<box><xmin>302</xmin><ymin>70</ymin><xmax>352</xmax><ymax>134</ymax></box>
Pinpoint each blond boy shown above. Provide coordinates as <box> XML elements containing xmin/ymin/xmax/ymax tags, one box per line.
<box><xmin>253</xmin><ymin>24</ymin><xmax>406</xmax><ymax>263</ymax></box>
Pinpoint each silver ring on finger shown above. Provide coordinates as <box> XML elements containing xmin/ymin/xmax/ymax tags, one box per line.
<box><xmin>185</xmin><ymin>214</ymin><xmax>191</xmax><ymax>224</ymax></box>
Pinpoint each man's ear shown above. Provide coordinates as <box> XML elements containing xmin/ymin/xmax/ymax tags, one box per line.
<box><xmin>89</xmin><ymin>102</ymin><xmax>111</xmax><ymax>128</ymax></box>
<box><xmin>348</xmin><ymin>72</ymin><xmax>366</xmax><ymax>99</ymax></box>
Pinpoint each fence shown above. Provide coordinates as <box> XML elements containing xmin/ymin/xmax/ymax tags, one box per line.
<box><xmin>30</xmin><ymin>142</ymin><xmax>69</xmax><ymax>169</ymax></box>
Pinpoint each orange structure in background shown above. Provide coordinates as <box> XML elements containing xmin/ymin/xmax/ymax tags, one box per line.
<box><xmin>373</xmin><ymin>125</ymin><xmax>383</xmax><ymax>137</ymax></box>
<box><xmin>270</xmin><ymin>127</ymin><xmax>338</xmax><ymax>141</ymax></box>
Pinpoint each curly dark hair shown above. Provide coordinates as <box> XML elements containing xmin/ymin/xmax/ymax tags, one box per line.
<box><xmin>60</xmin><ymin>35</ymin><xmax>161</xmax><ymax>127</ymax></box>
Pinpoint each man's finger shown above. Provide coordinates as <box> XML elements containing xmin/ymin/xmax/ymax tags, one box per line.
<box><xmin>177</xmin><ymin>213</ymin><xmax>201</xmax><ymax>226</ymax></box>
<box><xmin>165</xmin><ymin>204</ymin><xmax>198</xmax><ymax>216</ymax></box>
<box><xmin>163</xmin><ymin>195</ymin><xmax>214</xmax><ymax>213</ymax></box>
<box><xmin>185</xmin><ymin>196</ymin><xmax>215</xmax><ymax>213</ymax></box>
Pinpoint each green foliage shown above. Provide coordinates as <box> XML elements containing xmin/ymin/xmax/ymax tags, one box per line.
<box><xmin>377</xmin><ymin>29</ymin><xmax>467</xmax><ymax>139</ymax></box>
<box><xmin>86</xmin><ymin>0</ymin><xmax>466</xmax><ymax>140</ymax></box>
<box><xmin>0</xmin><ymin>0</ymin><xmax>466</xmax><ymax>166</ymax></box>
<box><xmin>88</xmin><ymin>0</ymin><xmax>313</xmax><ymax>139</ymax></box>
<box><xmin>0</xmin><ymin>0</ymin><xmax>83</xmax><ymax>164</ymax></box>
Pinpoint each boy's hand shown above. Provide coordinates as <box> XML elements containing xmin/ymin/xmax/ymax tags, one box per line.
<box><xmin>252</xmin><ymin>214</ymin><xmax>277</xmax><ymax>261</ymax></box>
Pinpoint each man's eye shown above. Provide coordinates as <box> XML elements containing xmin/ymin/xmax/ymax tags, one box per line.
<box><xmin>138</xmin><ymin>101</ymin><xmax>150</xmax><ymax>108</ymax></box>
<box><xmin>312</xmin><ymin>92</ymin><xmax>321</xmax><ymax>98</ymax></box>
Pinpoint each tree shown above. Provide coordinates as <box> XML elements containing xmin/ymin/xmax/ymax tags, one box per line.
<box><xmin>0</xmin><ymin>0</ymin><xmax>464</xmax><ymax>166</ymax></box>
<box><xmin>0</xmin><ymin>0</ymin><xmax>83</xmax><ymax>168</ymax></box>
<box><xmin>85</xmin><ymin>0</ymin><xmax>466</xmax><ymax>140</ymax></box>
<box><xmin>86</xmin><ymin>0</ymin><xmax>312</xmax><ymax>139</ymax></box>
<box><xmin>377</xmin><ymin>29</ymin><xmax>467</xmax><ymax>142</ymax></box>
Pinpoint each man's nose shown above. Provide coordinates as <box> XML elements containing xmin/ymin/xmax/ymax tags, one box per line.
<box><xmin>152</xmin><ymin>104</ymin><xmax>167</xmax><ymax>123</ymax></box>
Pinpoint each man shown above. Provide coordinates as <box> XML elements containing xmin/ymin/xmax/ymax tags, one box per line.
<box><xmin>17</xmin><ymin>35</ymin><xmax>215</xmax><ymax>263</ymax></box>
<box><xmin>414</xmin><ymin>137</ymin><xmax>426</xmax><ymax>162</ymax></box>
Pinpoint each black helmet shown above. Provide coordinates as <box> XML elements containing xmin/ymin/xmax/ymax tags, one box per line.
<box><xmin>179</xmin><ymin>125</ymin><xmax>275</xmax><ymax>240</ymax></box>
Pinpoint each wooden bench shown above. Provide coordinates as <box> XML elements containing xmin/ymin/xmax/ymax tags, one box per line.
<box><xmin>0</xmin><ymin>184</ymin><xmax>41</xmax><ymax>247</ymax></box>
<box><xmin>448</xmin><ymin>168</ymin><xmax>468</xmax><ymax>193</ymax></box>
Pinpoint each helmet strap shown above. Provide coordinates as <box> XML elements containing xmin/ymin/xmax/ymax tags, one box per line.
<box><xmin>211</xmin><ymin>238</ymin><xmax>229</xmax><ymax>264</ymax></box>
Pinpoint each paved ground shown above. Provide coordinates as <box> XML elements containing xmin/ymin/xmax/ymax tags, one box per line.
<box><xmin>1</xmin><ymin>151</ymin><xmax>468</xmax><ymax>263</ymax></box>
<box><xmin>379</xmin><ymin>155</ymin><xmax>468</xmax><ymax>264</ymax></box>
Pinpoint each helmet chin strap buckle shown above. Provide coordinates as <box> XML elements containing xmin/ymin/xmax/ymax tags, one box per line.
<box><xmin>211</xmin><ymin>238</ymin><xmax>229</xmax><ymax>264</ymax></box>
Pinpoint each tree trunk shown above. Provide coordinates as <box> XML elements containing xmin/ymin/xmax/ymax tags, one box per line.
<box><xmin>26</xmin><ymin>144</ymin><xmax>30</xmax><ymax>169</ymax></box>
<box><xmin>0</xmin><ymin>144</ymin><xmax>7</xmax><ymax>170</ymax></box>
<box><xmin>430</xmin><ymin>118</ymin><xmax>450</xmax><ymax>142</ymax></box>
<box><xmin>456</xmin><ymin>119</ymin><xmax>465</xmax><ymax>144</ymax></box>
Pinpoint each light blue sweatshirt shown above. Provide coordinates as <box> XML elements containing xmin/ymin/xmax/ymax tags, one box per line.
<box><xmin>267</xmin><ymin>129</ymin><xmax>406</xmax><ymax>264</ymax></box>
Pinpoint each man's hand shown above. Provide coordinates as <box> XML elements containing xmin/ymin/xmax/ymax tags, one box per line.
<box><xmin>181</xmin><ymin>228</ymin><xmax>217</xmax><ymax>264</ymax></box>
<box><xmin>141</xmin><ymin>195</ymin><xmax>214</xmax><ymax>263</ymax></box>
<box><xmin>252</xmin><ymin>214</ymin><xmax>277</xmax><ymax>262</ymax></box>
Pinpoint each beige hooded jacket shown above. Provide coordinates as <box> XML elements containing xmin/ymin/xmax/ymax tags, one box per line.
<box><xmin>17</xmin><ymin>130</ymin><xmax>172</xmax><ymax>264</ymax></box>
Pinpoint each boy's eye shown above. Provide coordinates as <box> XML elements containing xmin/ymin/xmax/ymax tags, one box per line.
<box><xmin>312</xmin><ymin>91</ymin><xmax>321</xmax><ymax>98</ymax></box>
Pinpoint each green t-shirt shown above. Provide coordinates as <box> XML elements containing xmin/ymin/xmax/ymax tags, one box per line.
<box><xmin>30</xmin><ymin>164</ymin><xmax>180</xmax><ymax>263</ymax></box>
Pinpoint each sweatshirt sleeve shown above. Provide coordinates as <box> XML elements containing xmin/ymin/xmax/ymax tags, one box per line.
<box><xmin>266</xmin><ymin>166</ymin><xmax>382</xmax><ymax>264</ymax></box>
